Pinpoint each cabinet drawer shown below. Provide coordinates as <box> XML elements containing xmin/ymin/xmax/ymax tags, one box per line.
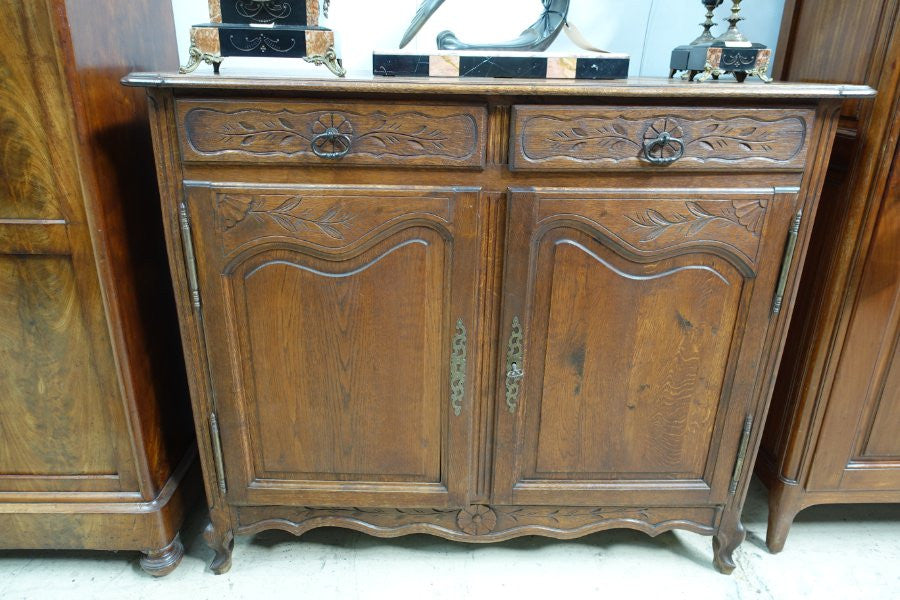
<box><xmin>510</xmin><ymin>105</ymin><xmax>814</xmax><ymax>171</ymax></box>
<box><xmin>177</xmin><ymin>99</ymin><xmax>487</xmax><ymax>169</ymax></box>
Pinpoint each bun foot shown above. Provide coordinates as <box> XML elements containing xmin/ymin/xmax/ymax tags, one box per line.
<box><xmin>140</xmin><ymin>534</ymin><xmax>184</xmax><ymax>577</ymax></box>
<box><xmin>713</xmin><ymin>520</ymin><xmax>746</xmax><ymax>574</ymax></box>
<box><xmin>204</xmin><ymin>521</ymin><xmax>234</xmax><ymax>575</ymax></box>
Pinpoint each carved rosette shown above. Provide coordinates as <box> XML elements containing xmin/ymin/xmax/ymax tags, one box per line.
<box><xmin>457</xmin><ymin>506</ymin><xmax>497</xmax><ymax>535</ymax></box>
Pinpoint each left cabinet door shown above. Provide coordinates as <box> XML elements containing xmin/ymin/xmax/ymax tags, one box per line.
<box><xmin>184</xmin><ymin>183</ymin><xmax>480</xmax><ymax>508</ymax></box>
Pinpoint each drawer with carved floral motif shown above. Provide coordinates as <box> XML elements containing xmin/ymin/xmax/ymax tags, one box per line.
<box><xmin>510</xmin><ymin>105</ymin><xmax>814</xmax><ymax>171</ymax></box>
<box><xmin>176</xmin><ymin>99</ymin><xmax>488</xmax><ymax>168</ymax></box>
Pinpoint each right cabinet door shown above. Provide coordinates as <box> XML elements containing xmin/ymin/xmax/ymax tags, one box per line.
<box><xmin>492</xmin><ymin>188</ymin><xmax>797</xmax><ymax>507</ymax></box>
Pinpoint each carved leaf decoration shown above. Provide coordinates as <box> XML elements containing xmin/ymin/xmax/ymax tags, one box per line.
<box><xmin>689</xmin><ymin>123</ymin><xmax>779</xmax><ymax>154</ymax></box>
<box><xmin>219</xmin><ymin>194</ymin><xmax>354</xmax><ymax>240</ymax></box>
<box><xmin>549</xmin><ymin>122</ymin><xmax>640</xmax><ymax>154</ymax></box>
<box><xmin>627</xmin><ymin>200</ymin><xmax>767</xmax><ymax>243</ymax></box>
<box><xmin>217</xmin><ymin>114</ymin><xmax>311</xmax><ymax>152</ymax></box>
<box><xmin>360</xmin><ymin>117</ymin><xmax>449</xmax><ymax>154</ymax></box>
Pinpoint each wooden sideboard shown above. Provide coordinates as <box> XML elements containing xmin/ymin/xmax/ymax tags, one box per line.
<box><xmin>125</xmin><ymin>72</ymin><xmax>872</xmax><ymax>573</ymax></box>
<box><xmin>0</xmin><ymin>1</ymin><xmax>197</xmax><ymax>575</ymax></box>
<box><xmin>758</xmin><ymin>0</ymin><xmax>900</xmax><ymax>552</ymax></box>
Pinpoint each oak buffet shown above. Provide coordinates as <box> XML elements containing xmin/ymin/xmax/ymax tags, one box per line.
<box><xmin>124</xmin><ymin>72</ymin><xmax>873</xmax><ymax>573</ymax></box>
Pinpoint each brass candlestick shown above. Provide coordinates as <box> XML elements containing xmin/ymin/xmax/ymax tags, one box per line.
<box><xmin>718</xmin><ymin>0</ymin><xmax>748</xmax><ymax>43</ymax></box>
<box><xmin>692</xmin><ymin>0</ymin><xmax>725</xmax><ymax>45</ymax></box>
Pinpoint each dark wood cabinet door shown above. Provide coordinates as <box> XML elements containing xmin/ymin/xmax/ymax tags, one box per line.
<box><xmin>184</xmin><ymin>183</ymin><xmax>480</xmax><ymax>508</ymax></box>
<box><xmin>492</xmin><ymin>188</ymin><xmax>797</xmax><ymax>506</ymax></box>
<box><xmin>807</xmin><ymin>148</ymin><xmax>900</xmax><ymax>493</ymax></box>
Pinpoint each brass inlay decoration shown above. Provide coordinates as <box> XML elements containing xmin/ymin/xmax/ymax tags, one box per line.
<box><xmin>450</xmin><ymin>318</ymin><xmax>467</xmax><ymax>416</ymax></box>
<box><xmin>505</xmin><ymin>316</ymin><xmax>524</xmax><ymax>413</ymax></box>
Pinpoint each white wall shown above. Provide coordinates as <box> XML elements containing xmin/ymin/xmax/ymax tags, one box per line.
<box><xmin>171</xmin><ymin>0</ymin><xmax>786</xmax><ymax>78</ymax></box>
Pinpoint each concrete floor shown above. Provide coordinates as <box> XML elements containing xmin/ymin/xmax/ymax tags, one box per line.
<box><xmin>1</xmin><ymin>477</ymin><xmax>898</xmax><ymax>600</ymax></box>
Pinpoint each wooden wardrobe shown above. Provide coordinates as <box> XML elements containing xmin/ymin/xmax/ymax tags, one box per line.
<box><xmin>757</xmin><ymin>0</ymin><xmax>900</xmax><ymax>552</ymax></box>
<box><xmin>0</xmin><ymin>0</ymin><xmax>197</xmax><ymax>575</ymax></box>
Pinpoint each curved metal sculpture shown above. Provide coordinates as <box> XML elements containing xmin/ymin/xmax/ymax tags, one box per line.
<box><xmin>400</xmin><ymin>0</ymin><xmax>571</xmax><ymax>52</ymax></box>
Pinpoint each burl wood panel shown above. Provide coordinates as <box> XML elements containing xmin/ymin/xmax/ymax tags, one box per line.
<box><xmin>0</xmin><ymin>0</ymin><xmax>134</xmax><ymax>495</ymax></box>
<box><xmin>186</xmin><ymin>184</ymin><xmax>480</xmax><ymax>507</ymax></box>
<box><xmin>0</xmin><ymin>0</ymin><xmax>196</xmax><ymax>573</ymax></box>
<box><xmin>511</xmin><ymin>106</ymin><xmax>813</xmax><ymax>171</ymax></box>
<box><xmin>178</xmin><ymin>100</ymin><xmax>487</xmax><ymax>168</ymax></box>
<box><xmin>0</xmin><ymin>257</ymin><xmax>118</xmax><ymax>479</ymax></box>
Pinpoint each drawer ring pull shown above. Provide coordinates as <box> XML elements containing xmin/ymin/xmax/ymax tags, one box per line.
<box><xmin>311</xmin><ymin>127</ymin><xmax>353</xmax><ymax>159</ymax></box>
<box><xmin>642</xmin><ymin>131</ymin><xmax>685</xmax><ymax>165</ymax></box>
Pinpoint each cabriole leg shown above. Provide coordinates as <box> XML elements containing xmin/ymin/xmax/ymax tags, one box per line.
<box><xmin>713</xmin><ymin>514</ymin><xmax>746</xmax><ymax>574</ymax></box>
<box><xmin>204</xmin><ymin>521</ymin><xmax>234</xmax><ymax>575</ymax></box>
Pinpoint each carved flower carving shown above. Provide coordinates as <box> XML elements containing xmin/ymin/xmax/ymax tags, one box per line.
<box><xmin>219</xmin><ymin>195</ymin><xmax>253</xmax><ymax>229</ymax></box>
<box><xmin>731</xmin><ymin>199</ymin><xmax>767</xmax><ymax>236</ymax></box>
<box><xmin>457</xmin><ymin>505</ymin><xmax>497</xmax><ymax>536</ymax></box>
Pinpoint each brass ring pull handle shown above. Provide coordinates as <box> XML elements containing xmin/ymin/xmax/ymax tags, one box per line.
<box><xmin>311</xmin><ymin>127</ymin><xmax>353</xmax><ymax>159</ymax></box>
<box><xmin>505</xmin><ymin>316</ymin><xmax>524</xmax><ymax>413</ymax></box>
<box><xmin>642</xmin><ymin>131</ymin><xmax>685</xmax><ymax>165</ymax></box>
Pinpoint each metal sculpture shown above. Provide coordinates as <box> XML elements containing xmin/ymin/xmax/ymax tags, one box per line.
<box><xmin>400</xmin><ymin>0</ymin><xmax>571</xmax><ymax>52</ymax></box>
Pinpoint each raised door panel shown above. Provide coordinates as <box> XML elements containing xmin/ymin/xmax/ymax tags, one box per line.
<box><xmin>493</xmin><ymin>188</ymin><xmax>795</xmax><ymax>507</ymax></box>
<box><xmin>808</xmin><ymin>152</ymin><xmax>900</xmax><ymax>492</ymax></box>
<box><xmin>186</xmin><ymin>184</ymin><xmax>480</xmax><ymax>507</ymax></box>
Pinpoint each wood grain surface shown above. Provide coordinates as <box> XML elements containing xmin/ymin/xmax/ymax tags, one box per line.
<box><xmin>137</xmin><ymin>71</ymin><xmax>851</xmax><ymax>574</ymax></box>
<box><xmin>758</xmin><ymin>0</ymin><xmax>900</xmax><ymax>554</ymax></box>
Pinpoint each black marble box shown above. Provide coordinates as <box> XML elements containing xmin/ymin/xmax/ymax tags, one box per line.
<box><xmin>208</xmin><ymin>0</ymin><xmax>320</xmax><ymax>27</ymax></box>
<box><xmin>373</xmin><ymin>50</ymin><xmax>630</xmax><ymax>80</ymax></box>
<box><xmin>189</xmin><ymin>24</ymin><xmax>333</xmax><ymax>61</ymax></box>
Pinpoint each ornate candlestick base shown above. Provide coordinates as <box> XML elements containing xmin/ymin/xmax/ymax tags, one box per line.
<box><xmin>669</xmin><ymin>0</ymin><xmax>772</xmax><ymax>83</ymax></box>
<box><xmin>670</xmin><ymin>42</ymin><xmax>771</xmax><ymax>83</ymax></box>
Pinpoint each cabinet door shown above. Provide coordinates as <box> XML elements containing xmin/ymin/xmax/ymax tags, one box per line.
<box><xmin>185</xmin><ymin>184</ymin><xmax>480</xmax><ymax>508</ymax></box>
<box><xmin>492</xmin><ymin>188</ymin><xmax>796</xmax><ymax>506</ymax></box>
<box><xmin>0</xmin><ymin>2</ymin><xmax>136</xmax><ymax>498</ymax></box>
<box><xmin>807</xmin><ymin>152</ymin><xmax>900</xmax><ymax>493</ymax></box>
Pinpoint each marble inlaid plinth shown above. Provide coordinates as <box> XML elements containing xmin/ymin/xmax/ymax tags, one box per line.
<box><xmin>670</xmin><ymin>41</ymin><xmax>772</xmax><ymax>83</ymax></box>
<box><xmin>373</xmin><ymin>50</ymin><xmax>630</xmax><ymax>80</ymax></box>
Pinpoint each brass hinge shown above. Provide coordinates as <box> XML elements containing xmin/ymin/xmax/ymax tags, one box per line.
<box><xmin>729</xmin><ymin>415</ymin><xmax>754</xmax><ymax>495</ymax></box>
<box><xmin>772</xmin><ymin>210</ymin><xmax>803</xmax><ymax>315</ymax></box>
<box><xmin>178</xmin><ymin>202</ymin><xmax>201</xmax><ymax>311</ymax></box>
<box><xmin>208</xmin><ymin>412</ymin><xmax>227</xmax><ymax>495</ymax></box>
